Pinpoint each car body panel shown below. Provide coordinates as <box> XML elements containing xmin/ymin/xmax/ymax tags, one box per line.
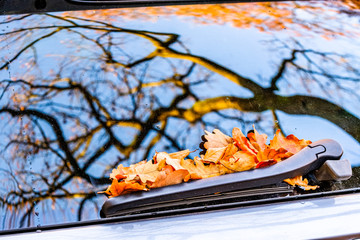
<box><xmin>2</xmin><ymin>193</ymin><xmax>360</xmax><ymax>239</ymax></box>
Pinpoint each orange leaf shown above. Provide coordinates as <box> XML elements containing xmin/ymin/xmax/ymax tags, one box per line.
<box><xmin>219</xmin><ymin>151</ymin><xmax>257</xmax><ymax>172</ymax></box>
<box><xmin>168</xmin><ymin>149</ymin><xmax>191</xmax><ymax>160</ymax></box>
<box><xmin>270</xmin><ymin>130</ymin><xmax>312</xmax><ymax>155</ymax></box>
<box><xmin>256</xmin><ymin>159</ymin><xmax>278</xmax><ymax>168</ymax></box>
<box><xmin>156</xmin><ymin>152</ymin><xmax>185</xmax><ymax>170</ymax></box>
<box><xmin>256</xmin><ymin>147</ymin><xmax>291</xmax><ymax>163</ymax></box>
<box><xmin>283</xmin><ymin>176</ymin><xmax>318</xmax><ymax>190</ymax></box>
<box><xmin>126</xmin><ymin>160</ymin><xmax>160</xmax><ymax>183</ymax></box>
<box><xmin>222</xmin><ymin>143</ymin><xmax>239</xmax><ymax>161</ymax></box>
<box><xmin>109</xmin><ymin>164</ymin><xmax>129</xmax><ymax>180</ymax></box>
<box><xmin>181</xmin><ymin>157</ymin><xmax>221</xmax><ymax>180</ymax></box>
<box><xmin>232</xmin><ymin>127</ymin><xmax>257</xmax><ymax>155</ymax></box>
<box><xmin>247</xmin><ymin>126</ymin><xmax>268</xmax><ymax>152</ymax></box>
<box><xmin>100</xmin><ymin>179</ymin><xmax>147</xmax><ymax>198</ymax></box>
<box><xmin>149</xmin><ymin>169</ymin><xmax>189</xmax><ymax>188</ymax></box>
<box><xmin>202</xmin><ymin>129</ymin><xmax>233</xmax><ymax>150</ymax></box>
<box><xmin>203</xmin><ymin>146</ymin><xmax>227</xmax><ymax>163</ymax></box>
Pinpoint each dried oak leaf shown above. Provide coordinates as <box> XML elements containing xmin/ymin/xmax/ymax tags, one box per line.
<box><xmin>247</xmin><ymin>127</ymin><xmax>268</xmax><ymax>152</ymax></box>
<box><xmin>255</xmin><ymin>159</ymin><xmax>278</xmax><ymax>168</ymax></box>
<box><xmin>125</xmin><ymin>160</ymin><xmax>160</xmax><ymax>183</ymax></box>
<box><xmin>156</xmin><ymin>152</ymin><xmax>185</xmax><ymax>170</ymax></box>
<box><xmin>202</xmin><ymin>129</ymin><xmax>233</xmax><ymax>150</ymax></box>
<box><xmin>222</xmin><ymin>143</ymin><xmax>239</xmax><ymax>161</ymax></box>
<box><xmin>256</xmin><ymin>147</ymin><xmax>290</xmax><ymax>162</ymax></box>
<box><xmin>232</xmin><ymin>127</ymin><xmax>258</xmax><ymax>155</ymax></box>
<box><xmin>100</xmin><ymin>179</ymin><xmax>147</xmax><ymax>198</ymax></box>
<box><xmin>181</xmin><ymin>157</ymin><xmax>221</xmax><ymax>180</ymax></box>
<box><xmin>168</xmin><ymin>149</ymin><xmax>191</xmax><ymax>160</ymax></box>
<box><xmin>202</xmin><ymin>146</ymin><xmax>227</xmax><ymax>163</ymax></box>
<box><xmin>219</xmin><ymin>151</ymin><xmax>257</xmax><ymax>172</ymax></box>
<box><xmin>283</xmin><ymin>176</ymin><xmax>318</xmax><ymax>190</ymax></box>
<box><xmin>109</xmin><ymin>164</ymin><xmax>128</xmax><ymax>180</ymax></box>
<box><xmin>270</xmin><ymin>130</ymin><xmax>312</xmax><ymax>155</ymax></box>
<box><xmin>149</xmin><ymin>169</ymin><xmax>189</xmax><ymax>189</ymax></box>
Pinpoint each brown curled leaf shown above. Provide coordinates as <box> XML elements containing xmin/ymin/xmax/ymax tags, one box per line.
<box><xmin>232</xmin><ymin>127</ymin><xmax>258</xmax><ymax>155</ymax></box>
<box><xmin>99</xmin><ymin>179</ymin><xmax>147</xmax><ymax>198</ymax></box>
<box><xmin>219</xmin><ymin>151</ymin><xmax>257</xmax><ymax>172</ymax></box>
<box><xmin>202</xmin><ymin>129</ymin><xmax>233</xmax><ymax>150</ymax></box>
<box><xmin>270</xmin><ymin>130</ymin><xmax>312</xmax><ymax>155</ymax></box>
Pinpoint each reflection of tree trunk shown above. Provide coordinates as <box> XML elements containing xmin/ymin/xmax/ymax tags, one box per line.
<box><xmin>161</xmin><ymin>94</ymin><xmax>360</xmax><ymax>141</ymax></box>
<box><xmin>275</xmin><ymin>95</ymin><xmax>360</xmax><ymax>141</ymax></box>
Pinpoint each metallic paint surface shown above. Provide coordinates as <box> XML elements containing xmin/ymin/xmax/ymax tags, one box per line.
<box><xmin>2</xmin><ymin>193</ymin><xmax>360</xmax><ymax>239</ymax></box>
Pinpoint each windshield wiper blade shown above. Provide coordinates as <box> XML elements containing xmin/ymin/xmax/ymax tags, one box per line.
<box><xmin>101</xmin><ymin>139</ymin><xmax>343</xmax><ymax>218</ymax></box>
<box><xmin>101</xmin><ymin>184</ymin><xmax>294</xmax><ymax>217</ymax></box>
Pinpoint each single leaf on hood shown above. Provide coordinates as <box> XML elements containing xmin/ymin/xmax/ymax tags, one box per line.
<box><xmin>283</xmin><ymin>176</ymin><xmax>318</xmax><ymax>190</ymax></box>
<box><xmin>203</xmin><ymin>146</ymin><xmax>227</xmax><ymax>163</ymax></box>
<box><xmin>219</xmin><ymin>151</ymin><xmax>257</xmax><ymax>172</ymax></box>
<box><xmin>232</xmin><ymin>127</ymin><xmax>257</xmax><ymax>155</ymax></box>
<box><xmin>149</xmin><ymin>169</ymin><xmax>189</xmax><ymax>188</ymax></box>
<box><xmin>100</xmin><ymin>179</ymin><xmax>147</xmax><ymax>198</ymax></box>
<box><xmin>270</xmin><ymin>130</ymin><xmax>312</xmax><ymax>155</ymax></box>
<box><xmin>202</xmin><ymin>129</ymin><xmax>233</xmax><ymax>150</ymax></box>
<box><xmin>247</xmin><ymin>127</ymin><xmax>268</xmax><ymax>152</ymax></box>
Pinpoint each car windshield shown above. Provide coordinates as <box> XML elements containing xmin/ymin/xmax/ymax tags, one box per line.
<box><xmin>1</xmin><ymin>0</ymin><xmax>360</xmax><ymax>231</ymax></box>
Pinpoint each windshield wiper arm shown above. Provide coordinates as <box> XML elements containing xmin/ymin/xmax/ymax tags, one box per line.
<box><xmin>101</xmin><ymin>139</ymin><xmax>344</xmax><ymax>218</ymax></box>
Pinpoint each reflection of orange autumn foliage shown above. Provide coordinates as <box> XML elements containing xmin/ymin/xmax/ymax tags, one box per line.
<box><xmin>102</xmin><ymin>126</ymin><xmax>316</xmax><ymax>198</ymax></box>
<box><xmin>64</xmin><ymin>1</ymin><xmax>360</xmax><ymax>38</ymax></box>
<box><xmin>342</xmin><ymin>0</ymin><xmax>360</xmax><ymax>9</ymax></box>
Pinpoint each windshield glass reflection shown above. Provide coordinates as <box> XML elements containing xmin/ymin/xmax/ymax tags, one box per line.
<box><xmin>1</xmin><ymin>0</ymin><xmax>360</xmax><ymax>230</ymax></box>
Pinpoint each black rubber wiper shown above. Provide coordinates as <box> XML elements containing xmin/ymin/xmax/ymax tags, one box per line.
<box><xmin>101</xmin><ymin>139</ymin><xmax>345</xmax><ymax>218</ymax></box>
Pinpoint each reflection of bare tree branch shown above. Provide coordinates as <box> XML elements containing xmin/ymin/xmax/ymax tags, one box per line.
<box><xmin>162</xmin><ymin>95</ymin><xmax>360</xmax><ymax>141</ymax></box>
<box><xmin>0</xmin><ymin>108</ymin><xmax>82</xmax><ymax>174</ymax></box>
<box><xmin>0</xmin><ymin>30</ymin><xmax>60</xmax><ymax>71</ymax></box>
<box><xmin>270</xmin><ymin>49</ymin><xmax>299</xmax><ymax>90</ymax></box>
<box><xmin>271</xmin><ymin>109</ymin><xmax>285</xmax><ymax>136</ymax></box>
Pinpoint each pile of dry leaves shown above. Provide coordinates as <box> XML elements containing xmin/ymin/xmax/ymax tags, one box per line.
<box><xmin>101</xmin><ymin>127</ymin><xmax>317</xmax><ymax>198</ymax></box>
